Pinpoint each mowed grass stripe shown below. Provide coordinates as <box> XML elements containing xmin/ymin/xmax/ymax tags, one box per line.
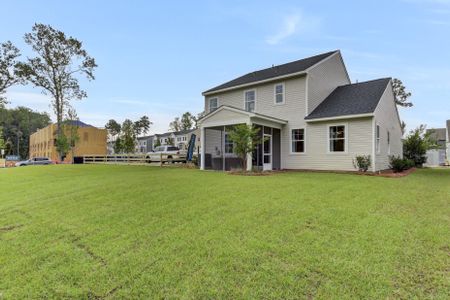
<box><xmin>0</xmin><ymin>165</ymin><xmax>449</xmax><ymax>298</ymax></box>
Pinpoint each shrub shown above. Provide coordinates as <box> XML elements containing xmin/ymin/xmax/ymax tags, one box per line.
<box><xmin>389</xmin><ymin>155</ymin><xmax>414</xmax><ymax>172</ymax></box>
<box><xmin>403</xmin><ymin>125</ymin><xmax>438</xmax><ymax>167</ymax></box>
<box><xmin>353</xmin><ymin>155</ymin><xmax>371</xmax><ymax>172</ymax></box>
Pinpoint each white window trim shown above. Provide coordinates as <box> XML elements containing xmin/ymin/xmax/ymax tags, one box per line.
<box><xmin>290</xmin><ymin>127</ymin><xmax>306</xmax><ymax>155</ymax></box>
<box><xmin>327</xmin><ymin>123</ymin><xmax>348</xmax><ymax>154</ymax></box>
<box><xmin>208</xmin><ymin>97</ymin><xmax>219</xmax><ymax>113</ymax></box>
<box><xmin>376</xmin><ymin>124</ymin><xmax>381</xmax><ymax>154</ymax></box>
<box><xmin>244</xmin><ymin>89</ymin><xmax>257</xmax><ymax>112</ymax></box>
<box><xmin>273</xmin><ymin>82</ymin><xmax>285</xmax><ymax>105</ymax></box>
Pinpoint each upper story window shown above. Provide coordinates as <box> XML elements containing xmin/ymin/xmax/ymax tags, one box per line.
<box><xmin>209</xmin><ymin>98</ymin><xmax>218</xmax><ymax>112</ymax></box>
<box><xmin>329</xmin><ymin>125</ymin><xmax>346</xmax><ymax>152</ymax></box>
<box><xmin>291</xmin><ymin>129</ymin><xmax>305</xmax><ymax>153</ymax></box>
<box><xmin>376</xmin><ymin>125</ymin><xmax>381</xmax><ymax>153</ymax></box>
<box><xmin>274</xmin><ymin>83</ymin><xmax>284</xmax><ymax>104</ymax></box>
<box><xmin>244</xmin><ymin>90</ymin><xmax>256</xmax><ymax>112</ymax></box>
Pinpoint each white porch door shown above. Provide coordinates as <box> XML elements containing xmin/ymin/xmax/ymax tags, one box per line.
<box><xmin>263</xmin><ymin>134</ymin><xmax>272</xmax><ymax>171</ymax></box>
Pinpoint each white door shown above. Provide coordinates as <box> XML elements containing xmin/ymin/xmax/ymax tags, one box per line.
<box><xmin>263</xmin><ymin>134</ymin><xmax>272</xmax><ymax>171</ymax></box>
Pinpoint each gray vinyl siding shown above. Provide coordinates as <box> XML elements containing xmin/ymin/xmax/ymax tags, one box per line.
<box><xmin>283</xmin><ymin>118</ymin><xmax>373</xmax><ymax>171</ymax></box>
<box><xmin>204</xmin><ymin>76</ymin><xmax>307</xmax><ymax>121</ymax></box>
<box><xmin>373</xmin><ymin>82</ymin><xmax>403</xmax><ymax>170</ymax></box>
<box><xmin>204</xmin><ymin>76</ymin><xmax>308</xmax><ymax>166</ymax></box>
<box><xmin>307</xmin><ymin>52</ymin><xmax>350</xmax><ymax>115</ymax></box>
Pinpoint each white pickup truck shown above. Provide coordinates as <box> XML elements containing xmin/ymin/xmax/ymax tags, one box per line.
<box><xmin>146</xmin><ymin>146</ymin><xmax>187</xmax><ymax>163</ymax></box>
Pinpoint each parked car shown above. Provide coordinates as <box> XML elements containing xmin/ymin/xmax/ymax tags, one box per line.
<box><xmin>15</xmin><ymin>157</ymin><xmax>53</xmax><ymax>167</ymax></box>
<box><xmin>146</xmin><ymin>146</ymin><xmax>187</xmax><ymax>163</ymax></box>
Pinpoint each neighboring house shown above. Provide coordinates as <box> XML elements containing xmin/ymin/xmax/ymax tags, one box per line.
<box><xmin>425</xmin><ymin>120</ymin><xmax>450</xmax><ymax>166</ymax></box>
<box><xmin>155</xmin><ymin>129</ymin><xmax>198</xmax><ymax>150</ymax></box>
<box><xmin>136</xmin><ymin>135</ymin><xmax>155</xmax><ymax>153</ymax></box>
<box><xmin>29</xmin><ymin>121</ymin><xmax>107</xmax><ymax>162</ymax></box>
<box><xmin>198</xmin><ymin>50</ymin><xmax>403</xmax><ymax>172</ymax></box>
<box><xmin>447</xmin><ymin>120</ymin><xmax>450</xmax><ymax>161</ymax></box>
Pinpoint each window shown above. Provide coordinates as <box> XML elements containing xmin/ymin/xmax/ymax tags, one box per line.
<box><xmin>274</xmin><ymin>83</ymin><xmax>284</xmax><ymax>104</ymax></box>
<box><xmin>387</xmin><ymin>130</ymin><xmax>390</xmax><ymax>154</ymax></box>
<box><xmin>329</xmin><ymin>125</ymin><xmax>346</xmax><ymax>152</ymax></box>
<box><xmin>291</xmin><ymin>129</ymin><xmax>305</xmax><ymax>153</ymax></box>
<box><xmin>376</xmin><ymin>125</ymin><xmax>380</xmax><ymax>153</ymax></box>
<box><xmin>244</xmin><ymin>90</ymin><xmax>255</xmax><ymax>112</ymax></box>
<box><xmin>224</xmin><ymin>133</ymin><xmax>234</xmax><ymax>154</ymax></box>
<box><xmin>83</xmin><ymin>132</ymin><xmax>89</xmax><ymax>142</ymax></box>
<box><xmin>209</xmin><ymin>98</ymin><xmax>218</xmax><ymax>112</ymax></box>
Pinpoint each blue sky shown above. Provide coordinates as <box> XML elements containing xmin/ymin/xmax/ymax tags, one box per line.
<box><xmin>1</xmin><ymin>0</ymin><xmax>449</xmax><ymax>134</ymax></box>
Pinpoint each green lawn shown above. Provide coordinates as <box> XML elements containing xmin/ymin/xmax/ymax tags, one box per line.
<box><xmin>0</xmin><ymin>165</ymin><xmax>449</xmax><ymax>299</ymax></box>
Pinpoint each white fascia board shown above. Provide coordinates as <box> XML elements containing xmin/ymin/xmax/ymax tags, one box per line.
<box><xmin>305</xmin><ymin>113</ymin><xmax>374</xmax><ymax>123</ymax></box>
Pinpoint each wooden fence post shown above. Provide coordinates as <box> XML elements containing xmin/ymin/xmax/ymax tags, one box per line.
<box><xmin>160</xmin><ymin>152</ymin><xmax>163</xmax><ymax>167</ymax></box>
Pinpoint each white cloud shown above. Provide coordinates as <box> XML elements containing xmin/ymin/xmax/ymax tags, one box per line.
<box><xmin>265</xmin><ymin>12</ymin><xmax>320</xmax><ymax>45</ymax></box>
<box><xmin>5</xmin><ymin>91</ymin><xmax>53</xmax><ymax>115</ymax></box>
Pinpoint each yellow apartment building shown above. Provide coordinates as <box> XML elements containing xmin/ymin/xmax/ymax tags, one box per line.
<box><xmin>29</xmin><ymin>121</ymin><xmax>107</xmax><ymax>162</ymax></box>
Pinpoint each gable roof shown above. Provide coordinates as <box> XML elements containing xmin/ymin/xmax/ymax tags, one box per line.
<box><xmin>199</xmin><ymin>105</ymin><xmax>288</xmax><ymax>125</ymax></box>
<box><xmin>203</xmin><ymin>50</ymin><xmax>339</xmax><ymax>95</ymax></box>
<box><xmin>305</xmin><ymin>78</ymin><xmax>391</xmax><ymax>121</ymax></box>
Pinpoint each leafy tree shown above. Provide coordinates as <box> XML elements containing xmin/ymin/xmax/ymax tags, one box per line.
<box><xmin>55</xmin><ymin>133</ymin><xmax>70</xmax><ymax>161</ymax></box>
<box><xmin>403</xmin><ymin>125</ymin><xmax>437</xmax><ymax>167</ymax></box>
<box><xmin>64</xmin><ymin>108</ymin><xmax>80</xmax><ymax>163</ymax></box>
<box><xmin>170</xmin><ymin>112</ymin><xmax>198</xmax><ymax>131</ymax></box>
<box><xmin>153</xmin><ymin>137</ymin><xmax>161</xmax><ymax>148</ymax></box>
<box><xmin>169</xmin><ymin>117</ymin><xmax>181</xmax><ymax>132</ymax></box>
<box><xmin>121</xmin><ymin>119</ymin><xmax>135</xmax><ymax>153</ymax></box>
<box><xmin>392</xmin><ymin>78</ymin><xmax>412</xmax><ymax>107</ymax></box>
<box><xmin>401</xmin><ymin>120</ymin><xmax>407</xmax><ymax>135</ymax></box>
<box><xmin>113</xmin><ymin>137</ymin><xmax>123</xmax><ymax>153</ymax></box>
<box><xmin>227</xmin><ymin>124</ymin><xmax>263</xmax><ymax>171</ymax></box>
<box><xmin>0</xmin><ymin>127</ymin><xmax>5</xmax><ymax>154</ymax></box>
<box><xmin>0</xmin><ymin>41</ymin><xmax>22</xmax><ymax>107</ymax></box>
<box><xmin>16</xmin><ymin>23</ymin><xmax>97</xmax><ymax>159</ymax></box>
<box><xmin>133</xmin><ymin>115</ymin><xmax>152</xmax><ymax>136</ymax></box>
<box><xmin>105</xmin><ymin>119</ymin><xmax>122</xmax><ymax>147</ymax></box>
<box><xmin>0</xmin><ymin>106</ymin><xmax>50</xmax><ymax>158</ymax></box>
<box><xmin>104</xmin><ymin>116</ymin><xmax>151</xmax><ymax>153</ymax></box>
<box><xmin>166</xmin><ymin>137</ymin><xmax>174</xmax><ymax>146</ymax></box>
<box><xmin>181</xmin><ymin>112</ymin><xmax>194</xmax><ymax>130</ymax></box>
<box><xmin>105</xmin><ymin>119</ymin><xmax>121</xmax><ymax>142</ymax></box>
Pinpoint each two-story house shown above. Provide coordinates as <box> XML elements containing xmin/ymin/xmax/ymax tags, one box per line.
<box><xmin>155</xmin><ymin>129</ymin><xmax>198</xmax><ymax>150</ymax></box>
<box><xmin>198</xmin><ymin>50</ymin><xmax>402</xmax><ymax>172</ymax></box>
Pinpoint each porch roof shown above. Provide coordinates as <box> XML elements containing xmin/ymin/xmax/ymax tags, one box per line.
<box><xmin>198</xmin><ymin>105</ymin><xmax>288</xmax><ymax>129</ymax></box>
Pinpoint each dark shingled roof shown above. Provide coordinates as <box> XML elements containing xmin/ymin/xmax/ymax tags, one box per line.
<box><xmin>305</xmin><ymin>78</ymin><xmax>391</xmax><ymax>120</ymax></box>
<box><xmin>66</xmin><ymin>120</ymin><xmax>92</xmax><ymax>127</ymax></box>
<box><xmin>156</xmin><ymin>129</ymin><xmax>196</xmax><ymax>137</ymax></box>
<box><xmin>204</xmin><ymin>50</ymin><xmax>338</xmax><ymax>94</ymax></box>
